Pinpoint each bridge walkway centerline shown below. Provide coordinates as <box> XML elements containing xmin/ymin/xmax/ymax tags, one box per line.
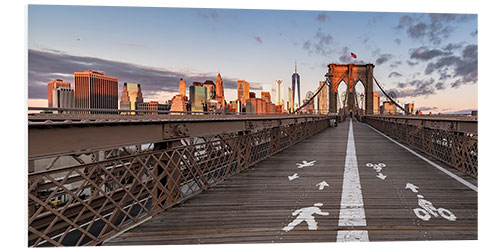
<box><xmin>104</xmin><ymin>119</ymin><xmax>477</xmax><ymax>245</ymax></box>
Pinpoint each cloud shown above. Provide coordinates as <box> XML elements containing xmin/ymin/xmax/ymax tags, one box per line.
<box><xmin>390</xmin><ymin>61</ymin><xmax>402</xmax><ymax>69</ymax></box>
<box><xmin>388</xmin><ymin>78</ymin><xmax>437</xmax><ymax>98</ymax></box>
<box><xmin>418</xmin><ymin>106</ymin><xmax>438</xmax><ymax>111</ymax></box>
<box><xmin>361</xmin><ymin>37</ymin><xmax>369</xmax><ymax>44</ymax></box>
<box><xmin>376</xmin><ymin>53</ymin><xmax>393</xmax><ymax>65</ymax></box>
<box><xmin>395</xmin><ymin>13</ymin><xmax>475</xmax><ymax>45</ymax></box>
<box><xmin>315</xmin><ymin>13</ymin><xmax>330</xmax><ymax>23</ymax></box>
<box><xmin>252</xmin><ymin>35</ymin><xmax>262</xmax><ymax>44</ymax></box>
<box><xmin>444</xmin><ymin>108</ymin><xmax>477</xmax><ymax>114</ymax></box>
<box><xmin>338</xmin><ymin>47</ymin><xmax>351</xmax><ymax>63</ymax></box>
<box><xmin>302</xmin><ymin>28</ymin><xmax>335</xmax><ymax>57</ymax></box>
<box><xmin>470</xmin><ymin>29</ymin><xmax>478</xmax><ymax>36</ymax></box>
<box><xmin>116</xmin><ymin>42</ymin><xmax>149</xmax><ymax>49</ymax></box>
<box><xmin>435</xmin><ymin>82</ymin><xmax>446</xmax><ymax>90</ymax></box>
<box><xmin>388</xmin><ymin>72</ymin><xmax>403</xmax><ymax>78</ymax></box>
<box><xmin>407</xmin><ymin>60</ymin><xmax>419</xmax><ymax>66</ymax></box>
<box><xmin>394</xmin><ymin>38</ymin><xmax>401</xmax><ymax>45</ymax></box>
<box><xmin>197</xmin><ymin>9</ymin><xmax>220</xmax><ymax>21</ymax></box>
<box><xmin>410</xmin><ymin>46</ymin><xmax>450</xmax><ymax>61</ymax></box>
<box><xmin>443</xmin><ymin>43</ymin><xmax>463</xmax><ymax>51</ymax></box>
<box><xmin>424</xmin><ymin>44</ymin><xmax>477</xmax><ymax>87</ymax></box>
<box><xmin>28</xmin><ymin>49</ymin><xmax>261</xmax><ymax>100</ymax></box>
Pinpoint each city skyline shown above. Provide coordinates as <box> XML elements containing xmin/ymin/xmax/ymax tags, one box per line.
<box><xmin>28</xmin><ymin>5</ymin><xmax>477</xmax><ymax>114</ymax></box>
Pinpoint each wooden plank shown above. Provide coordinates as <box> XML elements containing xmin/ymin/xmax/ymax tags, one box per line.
<box><xmin>104</xmin><ymin>118</ymin><xmax>477</xmax><ymax>246</ymax></box>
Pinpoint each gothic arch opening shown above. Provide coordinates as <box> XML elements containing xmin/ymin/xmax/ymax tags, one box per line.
<box><xmin>327</xmin><ymin>63</ymin><xmax>374</xmax><ymax>115</ymax></box>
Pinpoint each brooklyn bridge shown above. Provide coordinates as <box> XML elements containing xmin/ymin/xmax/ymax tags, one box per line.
<box><xmin>27</xmin><ymin>63</ymin><xmax>477</xmax><ymax>246</ymax></box>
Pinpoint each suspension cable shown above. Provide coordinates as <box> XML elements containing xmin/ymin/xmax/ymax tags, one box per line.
<box><xmin>373</xmin><ymin>76</ymin><xmax>408</xmax><ymax>115</ymax></box>
<box><xmin>293</xmin><ymin>71</ymin><xmax>347</xmax><ymax>114</ymax></box>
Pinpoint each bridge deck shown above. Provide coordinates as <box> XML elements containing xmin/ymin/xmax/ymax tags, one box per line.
<box><xmin>104</xmin><ymin>119</ymin><xmax>477</xmax><ymax>245</ymax></box>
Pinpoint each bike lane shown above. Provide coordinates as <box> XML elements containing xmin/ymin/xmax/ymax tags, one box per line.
<box><xmin>352</xmin><ymin>119</ymin><xmax>477</xmax><ymax>241</ymax></box>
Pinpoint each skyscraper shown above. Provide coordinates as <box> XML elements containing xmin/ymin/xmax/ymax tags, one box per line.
<box><xmin>74</xmin><ymin>70</ymin><xmax>118</xmax><ymax>113</ymax></box>
<box><xmin>261</xmin><ymin>92</ymin><xmax>271</xmax><ymax>103</ymax></box>
<box><xmin>215</xmin><ymin>73</ymin><xmax>225</xmax><ymax>108</ymax></box>
<box><xmin>292</xmin><ymin>61</ymin><xmax>300</xmax><ymax>107</ymax></box>
<box><xmin>405</xmin><ymin>103</ymin><xmax>415</xmax><ymax>115</ymax></box>
<box><xmin>373</xmin><ymin>92</ymin><xmax>380</xmax><ymax>115</ymax></box>
<box><xmin>203</xmin><ymin>80</ymin><xmax>216</xmax><ymax>100</ymax></box>
<box><xmin>47</xmin><ymin>79</ymin><xmax>71</xmax><ymax>108</ymax></box>
<box><xmin>237</xmin><ymin>80</ymin><xmax>250</xmax><ymax>104</ymax></box>
<box><xmin>171</xmin><ymin>78</ymin><xmax>188</xmax><ymax>114</ymax></box>
<box><xmin>288</xmin><ymin>87</ymin><xmax>294</xmax><ymax>113</ymax></box>
<box><xmin>317</xmin><ymin>81</ymin><xmax>328</xmax><ymax>115</ymax></box>
<box><xmin>52</xmin><ymin>87</ymin><xmax>75</xmax><ymax>113</ymax></box>
<box><xmin>120</xmin><ymin>82</ymin><xmax>143</xmax><ymax>114</ymax></box>
<box><xmin>189</xmin><ymin>83</ymin><xmax>207</xmax><ymax>113</ymax></box>
<box><xmin>179</xmin><ymin>78</ymin><xmax>186</xmax><ymax>97</ymax></box>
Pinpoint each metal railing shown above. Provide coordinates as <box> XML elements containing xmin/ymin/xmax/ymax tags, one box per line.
<box><xmin>28</xmin><ymin>116</ymin><xmax>330</xmax><ymax>246</ymax></box>
<box><xmin>28</xmin><ymin>106</ymin><xmax>313</xmax><ymax>116</ymax></box>
<box><xmin>365</xmin><ymin>116</ymin><xmax>477</xmax><ymax>178</ymax></box>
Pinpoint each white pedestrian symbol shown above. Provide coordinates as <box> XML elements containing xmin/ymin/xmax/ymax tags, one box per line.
<box><xmin>297</xmin><ymin>160</ymin><xmax>316</xmax><ymax>169</ymax></box>
<box><xmin>413</xmin><ymin>194</ymin><xmax>456</xmax><ymax>221</ymax></box>
<box><xmin>316</xmin><ymin>181</ymin><xmax>329</xmax><ymax>190</ymax></box>
<box><xmin>282</xmin><ymin>203</ymin><xmax>329</xmax><ymax>232</ymax></box>
<box><xmin>288</xmin><ymin>173</ymin><xmax>299</xmax><ymax>181</ymax></box>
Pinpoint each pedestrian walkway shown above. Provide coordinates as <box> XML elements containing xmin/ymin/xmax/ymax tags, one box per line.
<box><xmin>104</xmin><ymin>119</ymin><xmax>477</xmax><ymax>245</ymax></box>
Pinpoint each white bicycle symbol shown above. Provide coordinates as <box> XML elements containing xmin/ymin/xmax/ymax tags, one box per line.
<box><xmin>366</xmin><ymin>163</ymin><xmax>386</xmax><ymax>172</ymax></box>
<box><xmin>413</xmin><ymin>194</ymin><xmax>456</xmax><ymax>221</ymax></box>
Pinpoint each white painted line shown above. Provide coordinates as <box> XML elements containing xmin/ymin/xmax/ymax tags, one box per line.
<box><xmin>365</xmin><ymin>123</ymin><xmax>478</xmax><ymax>192</ymax></box>
<box><xmin>337</xmin><ymin>119</ymin><xmax>369</xmax><ymax>242</ymax></box>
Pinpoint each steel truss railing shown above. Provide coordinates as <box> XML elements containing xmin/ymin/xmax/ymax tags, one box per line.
<box><xmin>365</xmin><ymin>116</ymin><xmax>477</xmax><ymax>178</ymax></box>
<box><xmin>28</xmin><ymin>118</ymin><xmax>329</xmax><ymax>247</ymax></box>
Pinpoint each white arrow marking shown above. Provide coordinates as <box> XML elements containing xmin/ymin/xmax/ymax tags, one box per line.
<box><xmin>376</xmin><ymin>173</ymin><xmax>386</xmax><ymax>180</ymax></box>
<box><xmin>297</xmin><ymin>160</ymin><xmax>317</xmax><ymax>168</ymax></box>
<box><xmin>405</xmin><ymin>183</ymin><xmax>419</xmax><ymax>193</ymax></box>
<box><xmin>316</xmin><ymin>181</ymin><xmax>329</xmax><ymax>190</ymax></box>
<box><xmin>288</xmin><ymin>173</ymin><xmax>299</xmax><ymax>181</ymax></box>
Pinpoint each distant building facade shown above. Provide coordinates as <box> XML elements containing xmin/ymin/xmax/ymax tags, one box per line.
<box><xmin>215</xmin><ymin>73</ymin><xmax>225</xmax><ymax>108</ymax></box>
<box><xmin>381</xmin><ymin>101</ymin><xmax>397</xmax><ymax>115</ymax></box>
<box><xmin>203</xmin><ymin>80</ymin><xmax>216</xmax><ymax>100</ymax></box>
<box><xmin>237</xmin><ymin>80</ymin><xmax>250</xmax><ymax>104</ymax></box>
<box><xmin>288</xmin><ymin>87</ymin><xmax>294</xmax><ymax>113</ymax></box>
<box><xmin>317</xmin><ymin>81</ymin><xmax>328</xmax><ymax>115</ymax></box>
<box><xmin>120</xmin><ymin>82</ymin><xmax>143</xmax><ymax>114</ymax></box>
<box><xmin>171</xmin><ymin>78</ymin><xmax>188</xmax><ymax>115</ymax></box>
<box><xmin>74</xmin><ymin>70</ymin><xmax>118</xmax><ymax>113</ymax></box>
<box><xmin>137</xmin><ymin>101</ymin><xmax>169</xmax><ymax>114</ymax></box>
<box><xmin>189</xmin><ymin>83</ymin><xmax>207</xmax><ymax>113</ymax></box>
<box><xmin>261</xmin><ymin>92</ymin><xmax>271</xmax><ymax>103</ymax></box>
<box><xmin>373</xmin><ymin>92</ymin><xmax>380</xmax><ymax>115</ymax></box>
<box><xmin>47</xmin><ymin>79</ymin><xmax>71</xmax><ymax>108</ymax></box>
<box><xmin>405</xmin><ymin>103</ymin><xmax>415</xmax><ymax>115</ymax></box>
<box><xmin>52</xmin><ymin>87</ymin><xmax>75</xmax><ymax>113</ymax></box>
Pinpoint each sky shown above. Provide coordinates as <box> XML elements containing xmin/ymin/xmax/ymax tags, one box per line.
<box><xmin>27</xmin><ymin>5</ymin><xmax>478</xmax><ymax>113</ymax></box>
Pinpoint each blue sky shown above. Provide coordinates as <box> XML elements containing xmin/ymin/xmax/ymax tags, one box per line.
<box><xmin>28</xmin><ymin>5</ymin><xmax>478</xmax><ymax>113</ymax></box>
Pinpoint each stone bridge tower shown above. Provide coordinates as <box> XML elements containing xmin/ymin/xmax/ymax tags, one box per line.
<box><xmin>327</xmin><ymin>63</ymin><xmax>374</xmax><ymax>115</ymax></box>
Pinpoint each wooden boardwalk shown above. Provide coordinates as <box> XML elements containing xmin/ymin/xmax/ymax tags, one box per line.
<box><xmin>104</xmin><ymin>119</ymin><xmax>477</xmax><ymax>245</ymax></box>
